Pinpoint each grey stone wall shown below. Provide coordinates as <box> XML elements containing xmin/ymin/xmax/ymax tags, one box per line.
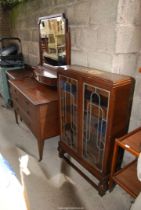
<box><xmin>1</xmin><ymin>0</ymin><xmax>141</xmax><ymax>131</ymax></box>
<box><xmin>9</xmin><ymin>0</ymin><xmax>119</xmax><ymax>70</ymax></box>
<box><xmin>0</xmin><ymin>6</ymin><xmax>11</xmax><ymax>36</ymax></box>
<box><xmin>112</xmin><ymin>0</ymin><xmax>141</xmax><ymax>131</ymax></box>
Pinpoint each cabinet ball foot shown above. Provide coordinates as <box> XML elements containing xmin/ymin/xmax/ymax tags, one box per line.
<box><xmin>58</xmin><ymin>146</ymin><xmax>65</xmax><ymax>158</ymax></box>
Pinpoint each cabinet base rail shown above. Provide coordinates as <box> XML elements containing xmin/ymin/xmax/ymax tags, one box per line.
<box><xmin>59</xmin><ymin>152</ymin><xmax>108</xmax><ymax>196</ymax></box>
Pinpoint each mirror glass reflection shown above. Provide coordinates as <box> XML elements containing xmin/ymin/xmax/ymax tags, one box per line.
<box><xmin>39</xmin><ymin>15</ymin><xmax>66</xmax><ymax>66</ymax></box>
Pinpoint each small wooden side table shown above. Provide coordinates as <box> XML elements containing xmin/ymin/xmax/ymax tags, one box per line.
<box><xmin>109</xmin><ymin>127</ymin><xmax>141</xmax><ymax>198</ymax></box>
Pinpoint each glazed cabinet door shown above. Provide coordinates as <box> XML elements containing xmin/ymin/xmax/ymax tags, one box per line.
<box><xmin>82</xmin><ymin>83</ymin><xmax>110</xmax><ymax>171</ymax></box>
<box><xmin>58</xmin><ymin>75</ymin><xmax>78</xmax><ymax>151</ymax></box>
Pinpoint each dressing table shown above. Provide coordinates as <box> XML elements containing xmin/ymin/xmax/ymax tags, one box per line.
<box><xmin>7</xmin><ymin>13</ymin><xmax>70</xmax><ymax>160</ymax></box>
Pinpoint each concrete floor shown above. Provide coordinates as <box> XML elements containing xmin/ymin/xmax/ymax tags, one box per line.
<box><xmin>0</xmin><ymin>97</ymin><xmax>133</xmax><ymax>210</ymax></box>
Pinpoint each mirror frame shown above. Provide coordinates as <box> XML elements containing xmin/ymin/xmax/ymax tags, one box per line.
<box><xmin>38</xmin><ymin>13</ymin><xmax>70</xmax><ymax>67</ymax></box>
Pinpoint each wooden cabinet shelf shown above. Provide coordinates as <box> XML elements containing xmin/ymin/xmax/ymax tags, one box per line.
<box><xmin>110</xmin><ymin>127</ymin><xmax>141</xmax><ymax>198</ymax></box>
<box><xmin>113</xmin><ymin>160</ymin><xmax>141</xmax><ymax>198</ymax></box>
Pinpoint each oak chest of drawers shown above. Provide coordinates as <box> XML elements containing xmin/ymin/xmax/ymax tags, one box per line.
<box><xmin>9</xmin><ymin>76</ymin><xmax>59</xmax><ymax>160</ymax></box>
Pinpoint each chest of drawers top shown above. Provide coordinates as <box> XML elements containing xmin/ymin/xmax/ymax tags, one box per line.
<box><xmin>9</xmin><ymin>77</ymin><xmax>58</xmax><ymax>105</ymax></box>
<box><xmin>7</xmin><ymin>69</ymin><xmax>33</xmax><ymax>80</ymax></box>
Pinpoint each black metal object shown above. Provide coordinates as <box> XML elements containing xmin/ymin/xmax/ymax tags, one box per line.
<box><xmin>0</xmin><ymin>36</ymin><xmax>24</xmax><ymax>67</ymax></box>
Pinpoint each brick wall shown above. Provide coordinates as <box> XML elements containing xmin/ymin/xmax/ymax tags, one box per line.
<box><xmin>0</xmin><ymin>0</ymin><xmax>141</xmax><ymax>130</ymax></box>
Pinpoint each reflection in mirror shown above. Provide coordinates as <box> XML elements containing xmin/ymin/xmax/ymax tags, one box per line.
<box><xmin>39</xmin><ymin>14</ymin><xmax>69</xmax><ymax>66</ymax></box>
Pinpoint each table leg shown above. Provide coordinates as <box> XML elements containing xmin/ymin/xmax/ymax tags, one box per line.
<box><xmin>14</xmin><ymin>110</ymin><xmax>19</xmax><ymax>124</ymax></box>
<box><xmin>37</xmin><ymin>139</ymin><xmax>44</xmax><ymax>161</ymax></box>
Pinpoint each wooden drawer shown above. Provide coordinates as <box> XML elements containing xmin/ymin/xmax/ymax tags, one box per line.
<box><xmin>13</xmin><ymin>99</ymin><xmax>40</xmax><ymax>139</ymax></box>
<box><xmin>13</xmin><ymin>100</ymin><xmax>19</xmax><ymax>111</ymax></box>
<box><xmin>10</xmin><ymin>85</ymin><xmax>23</xmax><ymax>107</ymax></box>
<box><xmin>11</xmin><ymin>88</ymin><xmax>37</xmax><ymax>121</ymax></box>
<box><xmin>12</xmin><ymin>99</ymin><xmax>31</xmax><ymax>129</ymax></box>
<box><xmin>21</xmin><ymin>94</ymin><xmax>37</xmax><ymax>120</ymax></box>
<box><xmin>20</xmin><ymin>107</ymin><xmax>40</xmax><ymax>139</ymax></box>
<box><xmin>19</xmin><ymin>108</ymin><xmax>32</xmax><ymax>130</ymax></box>
<box><xmin>10</xmin><ymin>85</ymin><xmax>18</xmax><ymax>98</ymax></box>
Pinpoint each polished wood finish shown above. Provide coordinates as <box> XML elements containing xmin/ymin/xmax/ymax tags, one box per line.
<box><xmin>7</xmin><ymin>69</ymin><xmax>59</xmax><ymax>160</ymax></box>
<box><xmin>109</xmin><ymin>127</ymin><xmax>141</xmax><ymax>198</ymax></box>
<box><xmin>7</xmin><ymin>68</ymin><xmax>33</xmax><ymax>80</ymax></box>
<box><xmin>57</xmin><ymin>65</ymin><xmax>134</xmax><ymax>195</ymax></box>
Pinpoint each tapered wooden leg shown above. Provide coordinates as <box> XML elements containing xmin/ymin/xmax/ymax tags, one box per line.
<box><xmin>109</xmin><ymin>140</ymin><xmax>119</xmax><ymax>191</ymax></box>
<box><xmin>14</xmin><ymin>110</ymin><xmax>19</xmax><ymax>124</ymax></box>
<box><xmin>37</xmin><ymin>139</ymin><xmax>44</xmax><ymax>161</ymax></box>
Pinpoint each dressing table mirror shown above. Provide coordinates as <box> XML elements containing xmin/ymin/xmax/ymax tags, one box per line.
<box><xmin>33</xmin><ymin>13</ymin><xmax>70</xmax><ymax>86</ymax></box>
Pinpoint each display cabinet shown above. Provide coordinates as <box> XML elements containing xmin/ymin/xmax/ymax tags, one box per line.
<box><xmin>58</xmin><ymin>65</ymin><xmax>134</xmax><ymax>195</ymax></box>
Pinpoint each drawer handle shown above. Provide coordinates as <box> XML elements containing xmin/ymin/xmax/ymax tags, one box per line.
<box><xmin>26</xmin><ymin>110</ymin><xmax>30</xmax><ymax>115</ymax></box>
<box><xmin>28</xmin><ymin>122</ymin><xmax>31</xmax><ymax>128</ymax></box>
<box><xmin>25</xmin><ymin>100</ymin><xmax>29</xmax><ymax>105</ymax></box>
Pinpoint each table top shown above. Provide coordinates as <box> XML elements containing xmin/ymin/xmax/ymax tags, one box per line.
<box><xmin>116</xmin><ymin>127</ymin><xmax>141</xmax><ymax>156</ymax></box>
